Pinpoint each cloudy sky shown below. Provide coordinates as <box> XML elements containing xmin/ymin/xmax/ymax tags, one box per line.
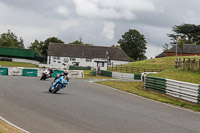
<box><xmin>0</xmin><ymin>0</ymin><xmax>200</xmax><ymax>58</ymax></box>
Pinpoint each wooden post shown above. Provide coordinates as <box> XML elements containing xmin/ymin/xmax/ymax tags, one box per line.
<box><xmin>112</xmin><ymin>62</ymin><xmax>113</xmax><ymax>70</ymax></box>
<box><xmin>182</xmin><ymin>58</ymin><xmax>185</xmax><ymax>70</ymax></box>
<box><xmin>199</xmin><ymin>59</ymin><xmax>200</xmax><ymax>72</ymax></box>
<box><xmin>188</xmin><ymin>58</ymin><xmax>191</xmax><ymax>71</ymax></box>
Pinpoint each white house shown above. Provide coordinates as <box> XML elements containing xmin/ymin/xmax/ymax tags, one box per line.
<box><xmin>47</xmin><ymin>43</ymin><xmax>129</xmax><ymax>70</ymax></box>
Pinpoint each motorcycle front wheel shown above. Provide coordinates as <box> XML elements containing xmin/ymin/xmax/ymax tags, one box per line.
<box><xmin>52</xmin><ymin>83</ymin><xmax>62</xmax><ymax>94</ymax></box>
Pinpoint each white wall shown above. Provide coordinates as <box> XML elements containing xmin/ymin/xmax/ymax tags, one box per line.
<box><xmin>48</xmin><ymin>56</ymin><xmax>128</xmax><ymax>70</ymax></box>
<box><xmin>110</xmin><ymin>60</ymin><xmax>129</xmax><ymax>66</ymax></box>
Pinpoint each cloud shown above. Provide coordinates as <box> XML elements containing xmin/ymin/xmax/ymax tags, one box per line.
<box><xmin>2</xmin><ymin>0</ymin><xmax>200</xmax><ymax>58</ymax></box>
<box><xmin>57</xmin><ymin>6</ymin><xmax>70</xmax><ymax>16</ymax></box>
<box><xmin>103</xmin><ymin>21</ymin><xmax>115</xmax><ymax>40</ymax></box>
<box><xmin>73</xmin><ymin>0</ymin><xmax>156</xmax><ymax>20</ymax></box>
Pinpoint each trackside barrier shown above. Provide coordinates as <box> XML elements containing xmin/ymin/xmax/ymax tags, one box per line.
<box><xmin>145</xmin><ymin>76</ymin><xmax>200</xmax><ymax>103</ymax></box>
<box><xmin>22</xmin><ymin>68</ymin><xmax>38</xmax><ymax>77</ymax></box>
<box><xmin>145</xmin><ymin>76</ymin><xmax>166</xmax><ymax>93</ymax></box>
<box><xmin>8</xmin><ymin>67</ymin><xmax>23</xmax><ymax>76</ymax></box>
<box><xmin>100</xmin><ymin>70</ymin><xmax>141</xmax><ymax>80</ymax></box>
<box><xmin>0</xmin><ymin>67</ymin><xmax>8</xmax><ymax>75</ymax></box>
<box><xmin>134</xmin><ymin>74</ymin><xmax>141</xmax><ymax>80</ymax></box>
<box><xmin>112</xmin><ymin>72</ymin><xmax>134</xmax><ymax>79</ymax></box>
<box><xmin>52</xmin><ymin>70</ymin><xmax>64</xmax><ymax>78</ymax></box>
<box><xmin>166</xmin><ymin>79</ymin><xmax>199</xmax><ymax>103</ymax></box>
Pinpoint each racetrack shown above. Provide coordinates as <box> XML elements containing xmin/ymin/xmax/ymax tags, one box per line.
<box><xmin>0</xmin><ymin>75</ymin><xmax>200</xmax><ymax>133</ymax></box>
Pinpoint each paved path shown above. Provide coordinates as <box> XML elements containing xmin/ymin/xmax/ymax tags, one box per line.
<box><xmin>0</xmin><ymin>76</ymin><xmax>200</xmax><ymax>133</ymax></box>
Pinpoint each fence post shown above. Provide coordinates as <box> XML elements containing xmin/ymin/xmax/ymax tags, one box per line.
<box><xmin>112</xmin><ymin>62</ymin><xmax>113</xmax><ymax>71</ymax></box>
<box><xmin>199</xmin><ymin>59</ymin><xmax>200</xmax><ymax>71</ymax></box>
<box><xmin>182</xmin><ymin>58</ymin><xmax>185</xmax><ymax>70</ymax></box>
<box><xmin>121</xmin><ymin>64</ymin><xmax>122</xmax><ymax>72</ymax></box>
<box><xmin>188</xmin><ymin>58</ymin><xmax>191</xmax><ymax>71</ymax></box>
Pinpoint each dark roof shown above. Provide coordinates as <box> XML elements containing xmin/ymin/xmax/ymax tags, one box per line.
<box><xmin>167</xmin><ymin>44</ymin><xmax>200</xmax><ymax>54</ymax></box>
<box><xmin>155</xmin><ymin>52</ymin><xmax>165</xmax><ymax>58</ymax></box>
<box><xmin>48</xmin><ymin>43</ymin><xmax>129</xmax><ymax>61</ymax></box>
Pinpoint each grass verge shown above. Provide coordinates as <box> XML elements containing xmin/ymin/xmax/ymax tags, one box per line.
<box><xmin>150</xmin><ymin>68</ymin><xmax>200</xmax><ymax>84</ymax></box>
<box><xmin>0</xmin><ymin>61</ymin><xmax>38</xmax><ymax>68</ymax></box>
<box><xmin>96</xmin><ymin>81</ymin><xmax>200</xmax><ymax>112</ymax></box>
<box><xmin>0</xmin><ymin>119</ymin><xmax>23</xmax><ymax>133</ymax></box>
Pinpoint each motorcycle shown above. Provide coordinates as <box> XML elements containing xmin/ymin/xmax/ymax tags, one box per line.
<box><xmin>40</xmin><ymin>69</ymin><xmax>52</xmax><ymax>80</ymax></box>
<box><xmin>49</xmin><ymin>75</ymin><xmax>68</xmax><ymax>94</ymax></box>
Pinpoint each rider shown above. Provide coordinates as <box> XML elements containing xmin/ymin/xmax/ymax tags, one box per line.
<box><xmin>54</xmin><ymin>69</ymin><xmax>69</xmax><ymax>82</ymax></box>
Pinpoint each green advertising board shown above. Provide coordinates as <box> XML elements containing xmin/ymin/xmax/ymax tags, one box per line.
<box><xmin>0</xmin><ymin>67</ymin><xmax>8</xmax><ymax>75</ymax></box>
<box><xmin>22</xmin><ymin>68</ymin><xmax>38</xmax><ymax>77</ymax></box>
<box><xmin>52</xmin><ymin>70</ymin><xmax>64</xmax><ymax>77</ymax></box>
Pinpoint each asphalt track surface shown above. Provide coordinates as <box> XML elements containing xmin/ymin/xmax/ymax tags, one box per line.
<box><xmin>0</xmin><ymin>76</ymin><xmax>200</xmax><ymax>133</ymax></box>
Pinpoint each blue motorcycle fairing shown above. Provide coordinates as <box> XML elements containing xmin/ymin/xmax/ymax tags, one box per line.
<box><xmin>51</xmin><ymin>76</ymin><xmax>68</xmax><ymax>91</ymax></box>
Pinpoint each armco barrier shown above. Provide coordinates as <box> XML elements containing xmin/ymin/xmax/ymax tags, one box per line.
<box><xmin>112</xmin><ymin>72</ymin><xmax>134</xmax><ymax>79</ymax></box>
<box><xmin>198</xmin><ymin>86</ymin><xmax>200</xmax><ymax>104</ymax></box>
<box><xmin>145</xmin><ymin>76</ymin><xmax>200</xmax><ymax>103</ymax></box>
<box><xmin>166</xmin><ymin>79</ymin><xmax>199</xmax><ymax>103</ymax></box>
<box><xmin>134</xmin><ymin>74</ymin><xmax>141</xmax><ymax>80</ymax></box>
<box><xmin>145</xmin><ymin>76</ymin><xmax>166</xmax><ymax>93</ymax></box>
<box><xmin>0</xmin><ymin>67</ymin><xmax>8</xmax><ymax>75</ymax></box>
<box><xmin>22</xmin><ymin>68</ymin><xmax>38</xmax><ymax>77</ymax></box>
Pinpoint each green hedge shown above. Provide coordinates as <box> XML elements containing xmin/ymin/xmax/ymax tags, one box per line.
<box><xmin>100</xmin><ymin>70</ymin><xmax>112</xmax><ymax>77</ymax></box>
<box><xmin>69</xmin><ymin>66</ymin><xmax>91</xmax><ymax>70</ymax></box>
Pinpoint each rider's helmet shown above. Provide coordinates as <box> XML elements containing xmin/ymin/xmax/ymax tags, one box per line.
<box><xmin>63</xmin><ymin>70</ymin><xmax>68</xmax><ymax>76</ymax></box>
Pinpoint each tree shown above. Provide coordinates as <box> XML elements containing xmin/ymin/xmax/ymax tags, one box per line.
<box><xmin>162</xmin><ymin>43</ymin><xmax>169</xmax><ymax>52</ymax></box>
<box><xmin>168</xmin><ymin>24</ymin><xmax>200</xmax><ymax>46</ymax></box>
<box><xmin>69</xmin><ymin>38</ymin><xmax>93</xmax><ymax>46</ymax></box>
<box><xmin>0</xmin><ymin>30</ymin><xmax>24</xmax><ymax>48</ymax></box>
<box><xmin>111</xmin><ymin>44</ymin><xmax>120</xmax><ymax>47</ymax></box>
<box><xmin>29</xmin><ymin>39</ymin><xmax>42</xmax><ymax>55</ymax></box>
<box><xmin>40</xmin><ymin>37</ymin><xmax>64</xmax><ymax>57</ymax></box>
<box><xmin>117</xmin><ymin>29</ymin><xmax>147</xmax><ymax>60</ymax></box>
<box><xmin>177</xmin><ymin>37</ymin><xmax>185</xmax><ymax>54</ymax></box>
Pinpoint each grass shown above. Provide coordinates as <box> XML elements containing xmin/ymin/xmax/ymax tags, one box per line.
<box><xmin>110</xmin><ymin>56</ymin><xmax>200</xmax><ymax>84</ymax></box>
<box><xmin>96</xmin><ymin>81</ymin><xmax>200</xmax><ymax>112</ymax></box>
<box><xmin>0</xmin><ymin>119</ymin><xmax>23</xmax><ymax>133</ymax></box>
<box><xmin>124</xmin><ymin>56</ymin><xmax>176</xmax><ymax>70</ymax></box>
<box><xmin>149</xmin><ymin>67</ymin><xmax>200</xmax><ymax>84</ymax></box>
<box><xmin>0</xmin><ymin>61</ymin><xmax>38</xmax><ymax>68</ymax></box>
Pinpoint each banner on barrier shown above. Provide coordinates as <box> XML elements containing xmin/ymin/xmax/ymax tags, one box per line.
<box><xmin>8</xmin><ymin>67</ymin><xmax>23</xmax><ymax>76</ymax></box>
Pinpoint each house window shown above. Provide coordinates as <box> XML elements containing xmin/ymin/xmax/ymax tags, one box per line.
<box><xmin>53</xmin><ymin>56</ymin><xmax>60</xmax><ymax>60</ymax></box>
<box><xmin>70</xmin><ymin>57</ymin><xmax>76</xmax><ymax>61</ymax></box>
<box><xmin>98</xmin><ymin>62</ymin><xmax>104</xmax><ymax>67</ymax></box>
<box><xmin>86</xmin><ymin>58</ymin><xmax>92</xmax><ymax>62</ymax></box>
